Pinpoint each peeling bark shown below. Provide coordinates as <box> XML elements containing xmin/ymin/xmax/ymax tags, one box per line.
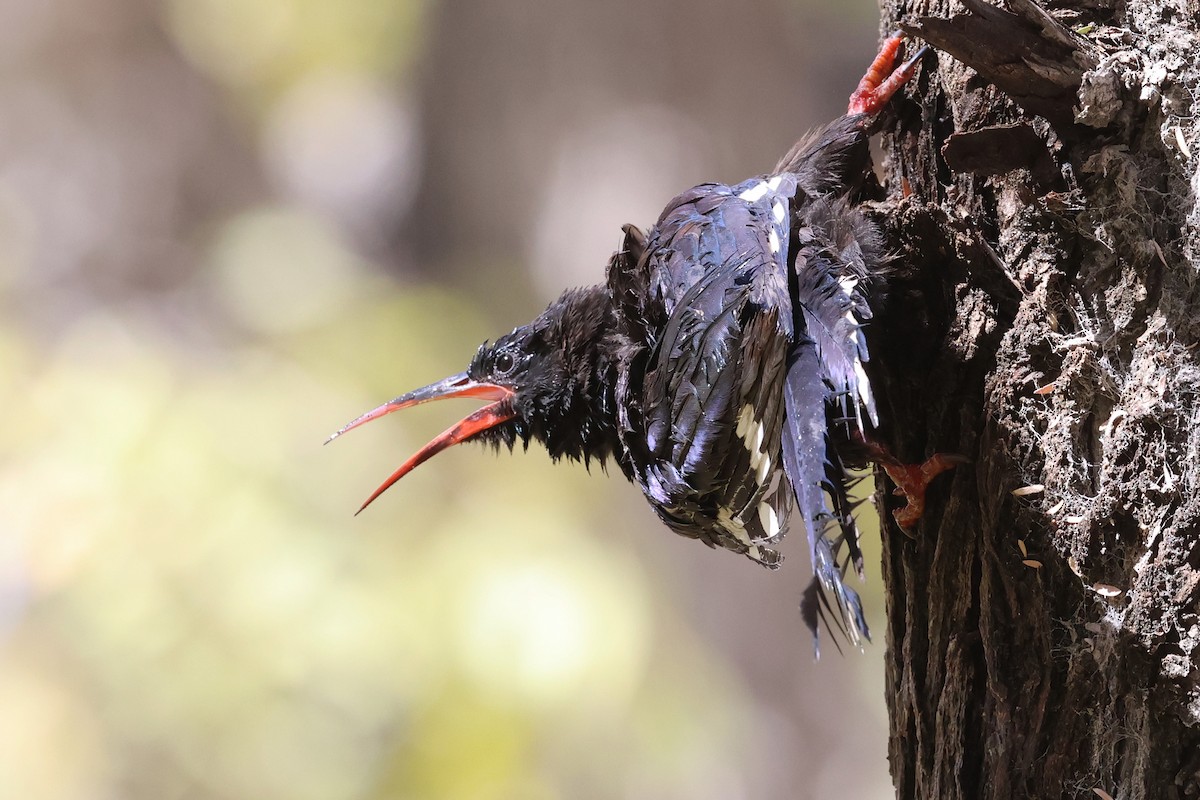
<box><xmin>868</xmin><ymin>0</ymin><xmax>1200</xmax><ymax>797</ymax></box>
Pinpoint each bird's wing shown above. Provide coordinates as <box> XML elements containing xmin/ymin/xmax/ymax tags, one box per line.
<box><xmin>623</xmin><ymin>184</ymin><xmax>795</xmax><ymax>564</ymax></box>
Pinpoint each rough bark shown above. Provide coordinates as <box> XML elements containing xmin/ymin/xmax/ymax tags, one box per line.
<box><xmin>867</xmin><ymin>0</ymin><xmax>1200</xmax><ymax>797</ymax></box>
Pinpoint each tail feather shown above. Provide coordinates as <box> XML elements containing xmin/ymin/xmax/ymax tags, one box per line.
<box><xmin>781</xmin><ymin>341</ymin><xmax>871</xmax><ymax>653</ymax></box>
<box><xmin>799</xmin><ymin>545</ymin><xmax>870</xmax><ymax>660</ymax></box>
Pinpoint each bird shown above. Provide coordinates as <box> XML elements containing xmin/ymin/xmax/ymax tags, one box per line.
<box><xmin>329</xmin><ymin>35</ymin><xmax>943</xmax><ymax>653</ymax></box>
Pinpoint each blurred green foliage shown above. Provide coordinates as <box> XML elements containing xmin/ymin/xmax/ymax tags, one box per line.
<box><xmin>165</xmin><ymin>0</ymin><xmax>425</xmax><ymax>97</ymax></box>
<box><xmin>1</xmin><ymin>235</ymin><xmax>765</xmax><ymax>799</ymax></box>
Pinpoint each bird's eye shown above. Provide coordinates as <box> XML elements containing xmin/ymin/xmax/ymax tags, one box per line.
<box><xmin>494</xmin><ymin>351</ymin><xmax>516</xmax><ymax>375</ymax></box>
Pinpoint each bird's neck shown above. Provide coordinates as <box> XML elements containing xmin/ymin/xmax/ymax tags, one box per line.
<box><xmin>541</xmin><ymin>353</ymin><xmax>622</xmax><ymax>468</ymax></box>
<box><xmin>530</xmin><ymin>286</ymin><xmax>624</xmax><ymax>468</ymax></box>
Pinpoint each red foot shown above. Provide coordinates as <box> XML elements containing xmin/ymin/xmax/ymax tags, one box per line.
<box><xmin>856</xmin><ymin>436</ymin><xmax>965</xmax><ymax>529</ymax></box>
<box><xmin>847</xmin><ymin>34</ymin><xmax>927</xmax><ymax>117</ymax></box>
<box><xmin>879</xmin><ymin>453</ymin><xmax>965</xmax><ymax>529</ymax></box>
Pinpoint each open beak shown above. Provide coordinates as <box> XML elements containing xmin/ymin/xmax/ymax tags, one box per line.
<box><xmin>326</xmin><ymin>372</ymin><xmax>515</xmax><ymax>514</ymax></box>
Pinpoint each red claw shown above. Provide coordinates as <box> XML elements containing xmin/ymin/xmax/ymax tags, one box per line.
<box><xmin>847</xmin><ymin>34</ymin><xmax>928</xmax><ymax>117</ymax></box>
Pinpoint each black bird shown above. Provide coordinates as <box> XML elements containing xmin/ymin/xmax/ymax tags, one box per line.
<box><xmin>330</xmin><ymin>36</ymin><xmax>936</xmax><ymax>651</ymax></box>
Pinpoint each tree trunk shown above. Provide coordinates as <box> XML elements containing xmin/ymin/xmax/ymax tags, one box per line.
<box><xmin>867</xmin><ymin>0</ymin><xmax>1200</xmax><ymax>797</ymax></box>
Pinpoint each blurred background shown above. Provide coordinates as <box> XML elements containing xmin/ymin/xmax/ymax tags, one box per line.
<box><xmin>0</xmin><ymin>0</ymin><xmax>894</xmax><ymax>797</ymax></box>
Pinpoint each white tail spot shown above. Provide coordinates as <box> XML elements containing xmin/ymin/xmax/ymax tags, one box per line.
<box><xmin>854</xmin><ymin>359</ymin><xmax>877</xmax><ymax>425</ymax></box>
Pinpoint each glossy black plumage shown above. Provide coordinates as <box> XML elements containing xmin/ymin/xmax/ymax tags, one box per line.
<box><xmin>606</xmin><ymin>113</ymin><xmax>882</xmax><ymax>647</ymax></box>
<box><xmin>330</xmin><ymin>37</ymin><xmax>927</xmax><ymax>651</ymax></box>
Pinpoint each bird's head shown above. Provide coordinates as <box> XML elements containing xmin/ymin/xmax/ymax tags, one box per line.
<box><xmin>329</xmin><ymin>285</ymin><xmax>618</xmax><ymax>513</ymax></box>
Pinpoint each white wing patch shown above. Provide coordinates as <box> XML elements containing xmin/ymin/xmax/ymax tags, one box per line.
<box><xmin>772</xmin><ymin>198</ymin><xmax>787</xmax><ymax>223</ymax></box>
<box><xmin>736</xmin><ymin>402</ymin><xmax>774</xmax><ymax>486</ymax></box>
<box><xmin>738</xmin><ymin>180</ymin><xmax>769</xmax><ymax>203</ymax></box>
<box><xmin>735</xmin><ymin>404</ymin><xmax>757</xmax><ymax>446</ymax></box>
<box><xmin>755</xmin><ymin>450</ymin><xmax>772</xmax><ymax>486</ymax></box>
<box><xmin>758</xmin><ymin>501</ymin><xmax>781</xmax><ymax>539</ymax></box>
<box><xmin>717</xmin><ymin>505</ymin><xmax>761</xmax><ymax>559</ymax></box>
